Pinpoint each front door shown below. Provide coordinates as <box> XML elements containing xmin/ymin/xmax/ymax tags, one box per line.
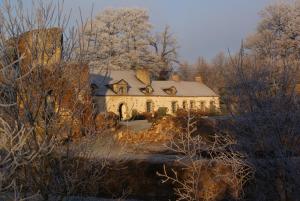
<box><xmin>119</xmin><ymin>103</ymin><xmax>127</xmax><ymax>120</ymax></box>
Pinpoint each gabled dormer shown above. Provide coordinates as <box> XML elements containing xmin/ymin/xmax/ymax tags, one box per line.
<box><xmin>163</xmin><ymin>86</ymin><xmax>177</xmax><ymax>95</ymax></box>
<box><xmin>140</xmin><ymin>85</ymin><xmax>154</xmax><ymax>95</ymax></box>
<box><xmin>108</xmin><ymin>79</ymin><xmax>129</xmax><ymax>95</ymax></box>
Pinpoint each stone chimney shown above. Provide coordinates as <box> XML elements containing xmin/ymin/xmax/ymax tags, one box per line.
<box><xmin>170</xmin><ymin>73</ymin><xmax>181</xmax><ymax>82</ymax></box>
<box><xmin>194</xmin><ymin>75</ymin><xmax>203</xmax><ymax>83</ymax></box>
<box><xmin>136</xmin><ymin>69</ymin><xmax>151</xmax><ymax>85</ymax></box>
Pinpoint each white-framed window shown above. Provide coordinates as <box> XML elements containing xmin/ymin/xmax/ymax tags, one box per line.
<box><xmin>182</xmin><ymin>100</ymin><xmax>188</xmax><ymax>110</ymax></box>
<box><xmin>171</xmin><ymin>101</ymin><xmax>178</xmax><ymax>113</ymax></box>
<box><xmin>200</xmin><ymin>101</ymin><xmax>205</xmax><ymax>111</ymax></box>
<box><xmin>118</xmin><ymin>86</ymin><xmax>127</xmax><ymax>95</ymax></box>
<box><xmin>190</xmin><ymin>100</ymin><xmax>196</xmax><ymax>110</ymax></box>
<box><xmin>210</xmin><ymin>100</ymin><xmax>215</xmax><ymax>111</ymax></box>
<box><xmin>146</xmin><ymin>101</ymin><xmax>153</xmax><ymax>113</ymax></box>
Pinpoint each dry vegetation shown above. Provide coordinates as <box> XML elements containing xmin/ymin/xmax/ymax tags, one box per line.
<box><xmin>0</xmin><ymin>0</ymin><xmax>299</xmax><ymax>201</ymax></box>
<box><xmin>0</xmin><ymin>0</ymin><xmax>105</xmax><ymax>200</ymax></box>
<box><xmin>115</xmin><ymin>116</ymin><xmax>177</xmax><ymax>145</ymax></box>
<box><xmin>115</xmin><ymin>109</ymin><xmax>218</xmax><ymax>145</ymax></box>
<box><xmin>157</xmin><ymin>112</ymin><xmax>252</xmax><ymax>201</ymax></box>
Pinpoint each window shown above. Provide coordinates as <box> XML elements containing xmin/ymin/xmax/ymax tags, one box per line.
<box><xmin>190</xmin><ymin>100</ymin><xmax>195</xmax><ymax>110</ymax></box>
<box><xmin>118</xmin><ymin>86</ymin><xmax>127</xmax><ymax>95</ymax></box>
<box><xmin>171</xmin><ymin>101</ymin><xmax>178</xmax><ymax>113</ymax></box>
<box><xmin>146</xmin><ymin>101</ymin><xmax>153</xmax><ymax>113</ymax></box>
<box><xmin>182</xmin><ymin>101</ymin><xmax>188</xmax><ymax>110</ymax></box>
<box><xmin>200</xmin><ymin>101</ymin><xmax>205</xmax><ymax>111</ymax></box>
<box><xmin>210</xmin><ymin>101</ymin><xmax>215</xmax><ymax>111</ymax></box>
<box><xmin>163</xmin><ymin>86</ymin><xmax>177</xmax><ymax>95</ymax></box>
<box><xmin>146</xmin><ymin>86</ymin><xmax>153</xmax><ymax>94</ymax></box>
<box><xmin>113</xmin><ymin>79</ymin><xmax>128</xmax><ymax>95</ymax></box>
<box><xmin>140</xmin><ymin>85</ymin><xmax>154</xmax><ymax>95</ymax></box>
<box><xmin>118</xmin><ymin>87</ymin><xmax>124</xmax><ymax>94</ymax></box>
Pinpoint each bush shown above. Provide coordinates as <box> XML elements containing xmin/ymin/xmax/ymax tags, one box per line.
<box><xmin>131</xmin><ymin>109</ymin><xmax>147</xmax><ymax>120</ymax></box>
<box><xmin>173</xmin><ymin>109</ymin><xmax>217</xmax><ymax>140</ymax></box>
<box><xmin>95</xmin><ymin>112</ymin><xmax>120</xmax><ymax>131</ymax></box>
<box><xmin>142</xmin><ymin>112</ymin><xmax>154</xmax><ymax>122</ymax></box>
<box><xmin>154</xmin><ymin>107</ymin><xmax>168</xmax><ymax>119</ymax></box>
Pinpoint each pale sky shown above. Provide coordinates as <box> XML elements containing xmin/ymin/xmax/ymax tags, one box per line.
<box><xmin>1</xmin><ymin>0</ymin><xmax>275</xmax><ymax>62</ymax></box>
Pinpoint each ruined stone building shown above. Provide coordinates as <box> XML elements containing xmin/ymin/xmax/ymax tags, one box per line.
<box><xmin>91</xmin><ymin>69</ymin><xmax>220</xmax><ymax>120</ymax></box>
<box><xmin>0</xmin><ymin>28</ymin><xmax>93</xmax><ymax>137</ymax></box>
<box><xmin>0</xmin><ymin>28</ymin><xmax>63</xmax><ymax>120</ymax></box>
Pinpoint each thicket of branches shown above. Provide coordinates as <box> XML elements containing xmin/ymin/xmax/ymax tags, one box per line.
<box><xmin>163</xmin><ymin>1</ymin><xmax>300</xmax><ymax>201</ymax></box>
<box><xmin>223</xmin><ymin>47</ymin><xmax>300</xmax><ymax>201</ymax></box>
<box><xmin>0</xmin><ymin>0</ymin><xmax>111</xmax><ymax>200</ymax></box>
<box><xmin>158</xmin><ymin>111</ymin><xmax>252</xmax><ymax>201</ymax></box>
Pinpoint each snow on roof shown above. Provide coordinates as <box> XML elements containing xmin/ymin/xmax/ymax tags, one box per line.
<box><xmin>90</xmin><ymin>70</ymin><xmax>218</xmax><ymax>97</ymax></box>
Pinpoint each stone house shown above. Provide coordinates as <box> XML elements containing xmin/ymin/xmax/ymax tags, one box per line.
<box><xmin>91</xmin><ymin>69</ymin><xmax>220</xmax><ymax>120</ymax></box>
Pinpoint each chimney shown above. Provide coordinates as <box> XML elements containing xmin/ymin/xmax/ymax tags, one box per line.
<box><xmin>170</xmin><ymin>73</ymin><xmax>181</xmax><ymax>82</ymax></box>
<box><xmin>194</xmin><ymin>75</ymin><xmax>203</xmax><ymax>83</ymax></box>
<box><xmin>136</xmin><ymin>69</ymin><xmax>151</xmax><ymax>85</ymax></box>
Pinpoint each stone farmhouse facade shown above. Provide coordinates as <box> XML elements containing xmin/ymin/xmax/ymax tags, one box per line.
<box><xmin>91</xmin><ymin>69</ymin><xmax>220</xmax><ymax>120</ymax></box>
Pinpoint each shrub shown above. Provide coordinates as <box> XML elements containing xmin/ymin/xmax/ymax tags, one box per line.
<box><xmin>95</xmin><ymin>112</ymin><xmax>120</xmax><ymax>131</ymax></box>
<box><xmin>154</xmin><ymin>107</ymin><xmax>168</xmax><ymax>119</ymax></box>
<box><xmin>158</xmin><ymin>115</ymin><xmax>252</xmax><ymax>201</ymax></box>
<box><xmin>131</xmin><ymin>109</ymin><xmax>146</xmax><ymax>120</ymax></box>
<box><xmin>173</xmin><ymin>109</ymin><xmax>217</xmax><ymax>140</ymax></box>
<box><xmin>142</xmin><ymin>112</ymin><xmax>154</xmax><ymax>122</ymax></box>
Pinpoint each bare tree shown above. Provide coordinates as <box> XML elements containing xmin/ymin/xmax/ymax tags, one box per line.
<box><xmin>150</xmin><ymin>25</ymin><xmax>179</xmax><ymax>79</ymax></box>
<box><xmin>223</xmin><ymin>46</ymin><xmax>300</xmax><ymax>200</ymax></box>
<box><xmin>158</xmin><ymin>111</ymin><xmax>252</xmax><ymax>201</ymax></box>
<box><xmin>0</xmin><ymin>117</ymin><xmax>51</xmax><ymax>201</ymax></box>
<box><xmin>178</xmin><ymin>60</ymin><xmax>192</xmax><ymax>81</ymax></box>
<box><xmin>0</xmin><ymin>0</ymin><xmax>100</xmax><ymax>200</ymax></box>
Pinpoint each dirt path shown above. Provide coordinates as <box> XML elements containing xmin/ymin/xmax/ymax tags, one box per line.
<box><xmin>119</xmin><ymin>120</ymin><xmax>152</xmax><ymax>132</ymax></box>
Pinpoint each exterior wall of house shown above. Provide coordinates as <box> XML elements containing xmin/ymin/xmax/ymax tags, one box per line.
<box><xmin>95</xmin><ymin>95</ymin><xmax>220</xmax><ymax>120</ymax></box>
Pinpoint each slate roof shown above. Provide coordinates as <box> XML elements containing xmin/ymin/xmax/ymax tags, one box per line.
<box><xmin>90</xmin><ymin>70</ymin><xmax>218</xmax><ymax>97</ymax></box>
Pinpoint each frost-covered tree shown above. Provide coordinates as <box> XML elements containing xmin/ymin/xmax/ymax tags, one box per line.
<box><xmin>86</xmin><ymin>8</ymin><xmax>179</xmax><ymax>78</ymax></box>
<box><xmin>86</xmin><ymin>8</ymin><xmax>155</xmax><ymax>71</ymax></box>
<box><xmin>246</xmin><ymin>0</ymin><xmax>300</xmax><ymax>62</ymax></box>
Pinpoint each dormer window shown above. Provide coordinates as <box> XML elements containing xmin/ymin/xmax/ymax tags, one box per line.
<box><xmin>109</xmin><ymin>79</ymin><xmax>129</xmax><ymax>95</ymax></box>
<box><xmin>118</xmin><ymin>86</ymin><xmax>126</xmax><ymax>95</ymax></box>
<box><xmin>163</xmin><ymin>86</ymin><xmax>177</xmax><ymax>95</ymax></box>
<box><xmin>140</xmin><ymin>85</ymin><xmax>154</xmax><ymax>95</ymax></box>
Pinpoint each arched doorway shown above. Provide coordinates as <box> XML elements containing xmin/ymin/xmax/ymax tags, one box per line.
<box><xmin>118</xmin><ymin>103</ymin><xmax>127</xmax><ymax>120</ymax></box>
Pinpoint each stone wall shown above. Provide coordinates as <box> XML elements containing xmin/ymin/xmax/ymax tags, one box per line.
<box><xmin>17</xmin><ymin>27</ymin><xmax>62</xmax><ymax>71</ymax></box>
<box><xmin>95</xmin><ymin>95</ymin><xmax>220</xmax><ymax>120</ymax></box>
<box><xmin>2</xmin><ymin>27</ymin><xmax>63</xmax><ymax>75</ymax></box>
